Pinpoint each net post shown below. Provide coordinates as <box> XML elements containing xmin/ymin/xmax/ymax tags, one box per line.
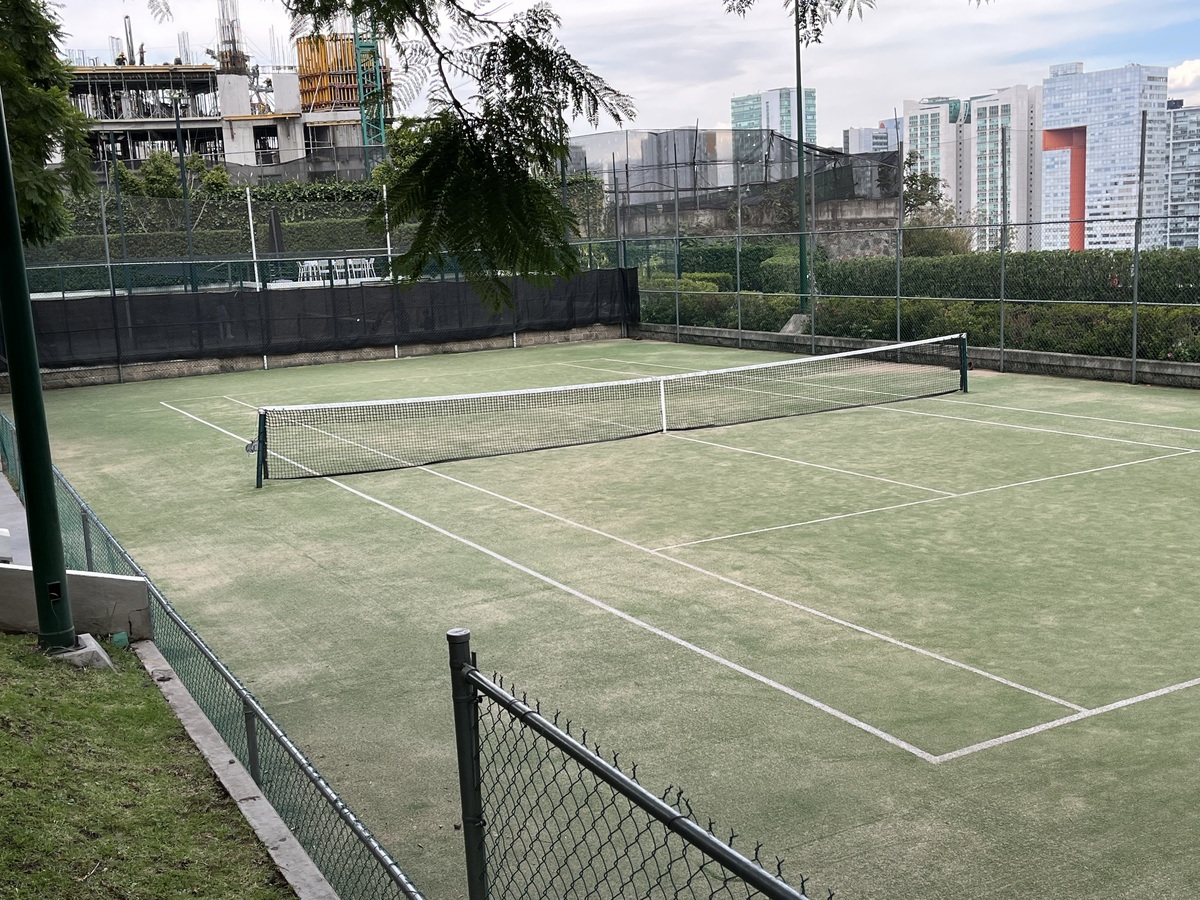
<box><xmin>958</xmin><ymin>334</ymin><xmax>969</xmax><ymax>394</ymax></box>
<box><xmin>447</xmin><ymin>628</ymin><xmax>488</xmax><ymax>900</ymax></box>
<box><xmin>255</xmin><ymin>410</ymin><xmax>267</xmax><ymax>488</ymax></box>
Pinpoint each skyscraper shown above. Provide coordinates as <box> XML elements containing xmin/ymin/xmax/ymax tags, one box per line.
<box><xmin>730</xmin><ymin>87</ymin><xmax>817</xmax><ymax>143</ymax></box>
<box><xmin>1041</xmin><ymin>62</ymin><xmax>1169</xmax><ymax>250</ymax></box>
<box><xmin>969</xmin><ymin>85</ymin><xmax>1042</xmax><ymax>249</ymax></box>
<box><xmin>1167</xmin><ymin>100</ymin><xmax>1200</xmax><ymax>249</ymax></box>
<box><xmin>902</xmin><ymin>97</ymin><xmax>974</xmax><ymax>221</ymax></box>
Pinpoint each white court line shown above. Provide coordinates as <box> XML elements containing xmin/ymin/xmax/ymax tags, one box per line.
<box><xmin>657</xmin><ymin>450</ymin><xmax>1196</xmax><ymax>551</ymax></box>
<box><xmin>872</xmin><ymin>405</ymin><xmax>1198</xmax><ymax>452</ymax></box>
<box><xmin>933</xmin><ymin>675</ymin><xmax>1200</xmax><ymax>764</ymax></box>
<box><xmin>159</xmin><ymin>399</ymin><xmax>936</xmax><ymax>762</ymax></box>
<box><xmin>557</xmin><ymin>362</ymin><xmax>656</xmax><ymax>379</ymax></box>
<box><xmin>598</xmin><ymin>357</ymin><xmax>705</xmax><ymax>371</ymax></box>
<box><xmin>668</xmin><ymin>434</ymin><xmax>955</xmax><ymax>496</ymax></box>
<box><xmin>933</xmin><ymin>397</ymin><xmax>1200</xmax><ymax>436</ymax></box>
<box><xmin>219</xmin><ymin>394</ymin><xmax>1088</xmax><ymax>713</ymax></box>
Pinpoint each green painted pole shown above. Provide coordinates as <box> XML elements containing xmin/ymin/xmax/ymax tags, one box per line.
<box><xmin>793</xmin><ymin>2</ymin><xmax>810</xmax><ymax>313</ymax></box>
<box><xmin>0</xmin><ymin>90</ymin><xmax>75</xmax><ymax>650</ymax></box>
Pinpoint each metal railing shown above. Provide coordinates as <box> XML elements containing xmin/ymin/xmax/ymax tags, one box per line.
<box><xmin>0</xmin><ymin>412</ymin><xmax>425</xmax><ymax>900</ymax></box>
<box><xmin>447</xmin><ymin>628</ymin><xmax>826</xmax><ymax>900</ymax></box>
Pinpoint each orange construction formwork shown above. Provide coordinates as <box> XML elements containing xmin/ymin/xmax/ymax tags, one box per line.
<box><xmin>296</xmin><ymin>34</ymin><xmax>390</xmax><ymax>111</ymax></box>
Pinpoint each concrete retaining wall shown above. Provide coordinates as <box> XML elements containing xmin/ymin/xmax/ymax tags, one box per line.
<box><xmin>0</xmin><ymin>566</ymin><xmax>152</xmax><ymax>639</ymax></box>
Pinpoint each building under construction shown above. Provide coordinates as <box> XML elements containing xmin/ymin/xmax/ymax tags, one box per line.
<box><xmin>67</xmin><ymin>8</ymin><xmax>394</xmax><ymax>183</ymax></box>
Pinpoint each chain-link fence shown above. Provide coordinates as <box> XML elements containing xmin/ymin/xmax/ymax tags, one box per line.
<box><xmin>447</xmin><ymin>630</ymin><xmax>828</xmax><ymax>900</ymax></box>
<box><xmin>558</xmin><ymin>132</ymin><xmax>1199</xmax><ymax>383</ymax></box>
<box><xmin>0</xmin><ymin>412</ymin><xmax>426</xmax><ymax>900</ymax></box>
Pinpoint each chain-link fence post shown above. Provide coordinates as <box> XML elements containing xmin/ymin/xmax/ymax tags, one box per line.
<box><xmin>447</xmin><ymin>628</ymin><xmax>488</xmax><ymax>900</ymax></box>
<box><xmin>999</xmin><ymin>127</ymin><xmax>1009</xmax><ymax>373</ymax></box>
<box><xmin>242</xmin><ymin>698</ymin><xmax>262</xmax><ymax>786</ymax></box>
<box><xmin>1132</xmin><ymin>110</ymin><xmax>1148</xmax><ymax>385</ymax></box>
<box><xmin>81</xmin><ymin>512</ymin><xmax>94</xmax><ymax>570</ymax></box>
<box><xmin>896</xmin><ymin>140</ymin><xmax>904</xmax><ymax>345</ymax></box>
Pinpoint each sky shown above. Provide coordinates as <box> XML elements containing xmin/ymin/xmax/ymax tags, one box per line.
<box><xmin>55</xmin><ymin>0</ymin><xmax>1200</xmax><ymax>147</ymax></box>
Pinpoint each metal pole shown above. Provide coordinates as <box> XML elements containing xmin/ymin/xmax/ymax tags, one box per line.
<box><xmin>896</xmin><ymin>141</ymin><xmax>904</xmax><ymax>345</ymax></box>
<box><xmin>82</xmin><ymin>513</ymin><xmax>95</xmax><ymax>571</ymax></box>
<box><xmin>793</xmin><ymin>9</ymin><xmax>809</xmax><ymax>312</ymax></box>
<box><xmin>582</xmin><ymin>155</ymin><xmax>593</xmax><ymax>269</ymax></box>
<box><xmin>383</xmin><ymin>182</ymin><xmax>393</xmax><ymax>273</ymax></box>
<box><xmin>243</xmin><ymin>700</ymin><xmax>262</xmax><ymax>786</ymax></box>
<box><xmin>999</xmin><ymin>126</ymin><xmax>1009</xmax><ymax>372</ymax></box>
<box><xmin>0</xmin><ymin>90</ymin><xmax>75</xmax><ymax>649</ymax></box>
<box><xmin>107</xmin><ymin>131</ymin><xmax>132</xmax><ymax>298</ymax></box>
<box><xmin>1132</xmin><ymin>109</ymin><xmax>1147</xmax><ymax>385</ymax></box>
<box><xmin>173</xmin><ymin>96</ymin><xmax>197</xmax><ymax>292</ymax></box>
<box><xmin>673</xmin><ymin>141</ymin><xmax>681</xmax><ymax>342</ymax></box>
<box><xmin>447</xmin><ymin>629</ymin><xmax>488</xmax><ymax>900</ymax></box>
<box><xmin>612</xmin><ymin>154</ymin><xmax>625</xmax><ymax>270</ymax></box>
<box><xmin>736</xmin><ymin>162</ymin><xmax>743</xmax><ymax>348</ymax></box>
<box><xmin>100</xmin><ymin>192</ymin><xmax>115</xmax><ymax>300</ymax></box>
<box><xmin>255</xmin><ymin>410</ymin><xmax>268</xmax><ymax>488</ymax></box>
<box><xmin>246</xmin><ymin>186</ymin><xmax>261</xmax><ymax>288</ymax></box>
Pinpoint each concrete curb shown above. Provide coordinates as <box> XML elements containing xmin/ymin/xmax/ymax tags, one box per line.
<box><xmin>132</xmin><ymin>640</ymin><xmax>339</xmax><ymax>900</ymax></box>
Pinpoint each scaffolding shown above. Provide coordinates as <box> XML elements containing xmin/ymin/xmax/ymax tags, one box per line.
<box><xmin>352</xmin><ymin>20</ymin><xmax>387</xmax><ymax>155</ymax></box>
<box><xmin>68</xmin><ymin>65</ymin><xmax>225</xmax><ymax>169</ymax></box>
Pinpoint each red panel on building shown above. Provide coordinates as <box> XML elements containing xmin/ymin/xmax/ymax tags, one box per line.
<box><xmin>1043</xmin><ymin>127</ymin><xmax>1087</xmax><ymax>251</ymax></box>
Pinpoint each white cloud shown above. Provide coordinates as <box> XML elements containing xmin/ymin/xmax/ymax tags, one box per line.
<box><xmin>1169</xmin><ymin>59</ymin><xmax>1200</xmax><ymax>106</ymax></box>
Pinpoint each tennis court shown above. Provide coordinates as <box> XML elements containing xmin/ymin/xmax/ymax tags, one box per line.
<box><xmin>35</xmin><ymin>337</ymin><xmax>1200</xmax><ymax>898</ymax></box>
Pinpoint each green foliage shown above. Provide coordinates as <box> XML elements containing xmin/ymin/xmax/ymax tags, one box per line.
<box><xmin>646</xmin><ymin>242</ymin><xmax>1200</xmax><ymax>362</ymax></box>
<box><xmin>200</xmin><ymin>160</ymin><xmax>233</xmax><ymax>193</ymax></box>
<box><xmin>759</xmin><ymin>254</ymin><xmax>801</xmax><ymax>293</ymax></box>
<box><xmin>677</xmin><ymin>240</ymin><xmax>786</xmax><ymax>292</ymax></box>
<box><xmin>136</xmin><ymin>150</ymin><xmax>185</xmax><ymax>199</ymax></box>
<box><xmin>901</xmin><ymin>149</ymin><xmax>947</xmax><ymax>217</ymax></box>
<box><xmin>683</xmin><ymin>271</ymin><xmax>734</xmax><ymax>291</ymax></box>
<box><xmin>114</xmin><ymin>151</ymin><xmax>235</xmax><ymax>199</ymax></box>
<box><xmin>639</xmin><ymin>276</ymin><xmax>803</xmax><ymax>331</ymax></box>
<box><xmin>379</xmin><ymin>112</ymin><xmax>583</xmax><ymax>309</ymax></box>
<box><xmin>0</xmin><ymin>0</ymin><xmax>94</xmax><ymax>245</ymax></box>
<box><xmin>294</xmin><ymin>0</ymin><xmax>634</xmax><ymax>307</ymax></box>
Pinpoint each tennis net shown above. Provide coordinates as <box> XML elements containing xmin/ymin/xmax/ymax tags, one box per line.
<box><xmin>255</xmin><ymin>333</ymin><xmax>967</xmax><ymax>483</ymax></box>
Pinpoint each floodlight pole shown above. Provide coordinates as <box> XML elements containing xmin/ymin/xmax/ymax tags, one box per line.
<box><xmin>793</xmin><ymin>1</ymin><xmax>810</xmax><ymax>312</ymax></box>
<box><xmin>0</xmin><ymin>90</ymin><xmax>75</xmax><ymax>650</ymax></box>
<box><xmin>173</xmin><ymin>95</ymin><xmax>197</xmax><ymax>292</ymax></box>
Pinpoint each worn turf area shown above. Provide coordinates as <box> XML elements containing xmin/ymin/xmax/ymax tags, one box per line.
<box><xmin>22</xmin><ymin>338</ymin><xmax>1200</xmax><ymax>899</ymax></box>
<box><xmin>0</xmin><ymin>632</ymin><xmax>296</xmax><ymax>899</ymax></box>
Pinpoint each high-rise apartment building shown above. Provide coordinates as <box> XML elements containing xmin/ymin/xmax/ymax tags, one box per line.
<box><xmin>731</xmin><ymin>87</ymin><xmax>817</xmax><ymax>143</ymax></box>
<box><xmin>902</xmin><ymin>97</ymin><xmax>974</xmax><ymax>221</ymax></box>
<box><xmin>1041</xmin><ymin>62</ymin><xmax>1170</xmax><ymax>250</ymax></box>
<box><xmin>1167</xmin><ymin>100</ymin><xmax>1200</xmax><ymax>249</ymax></box>
<box><xmin>970</xmin><ymin>85</ymin><xmax>1042</xmax><ymax>249</ymax></box>
<box><xmin>842</xmin><ymin>117</ymin><xmax>903</xmax><ymax>154</ymax></box>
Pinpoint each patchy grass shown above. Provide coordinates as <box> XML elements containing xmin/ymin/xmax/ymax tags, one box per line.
<box><xmin>0</xmin><ymin>632</ymin><xmax>297</xmax><ymax>899</ymax></box>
